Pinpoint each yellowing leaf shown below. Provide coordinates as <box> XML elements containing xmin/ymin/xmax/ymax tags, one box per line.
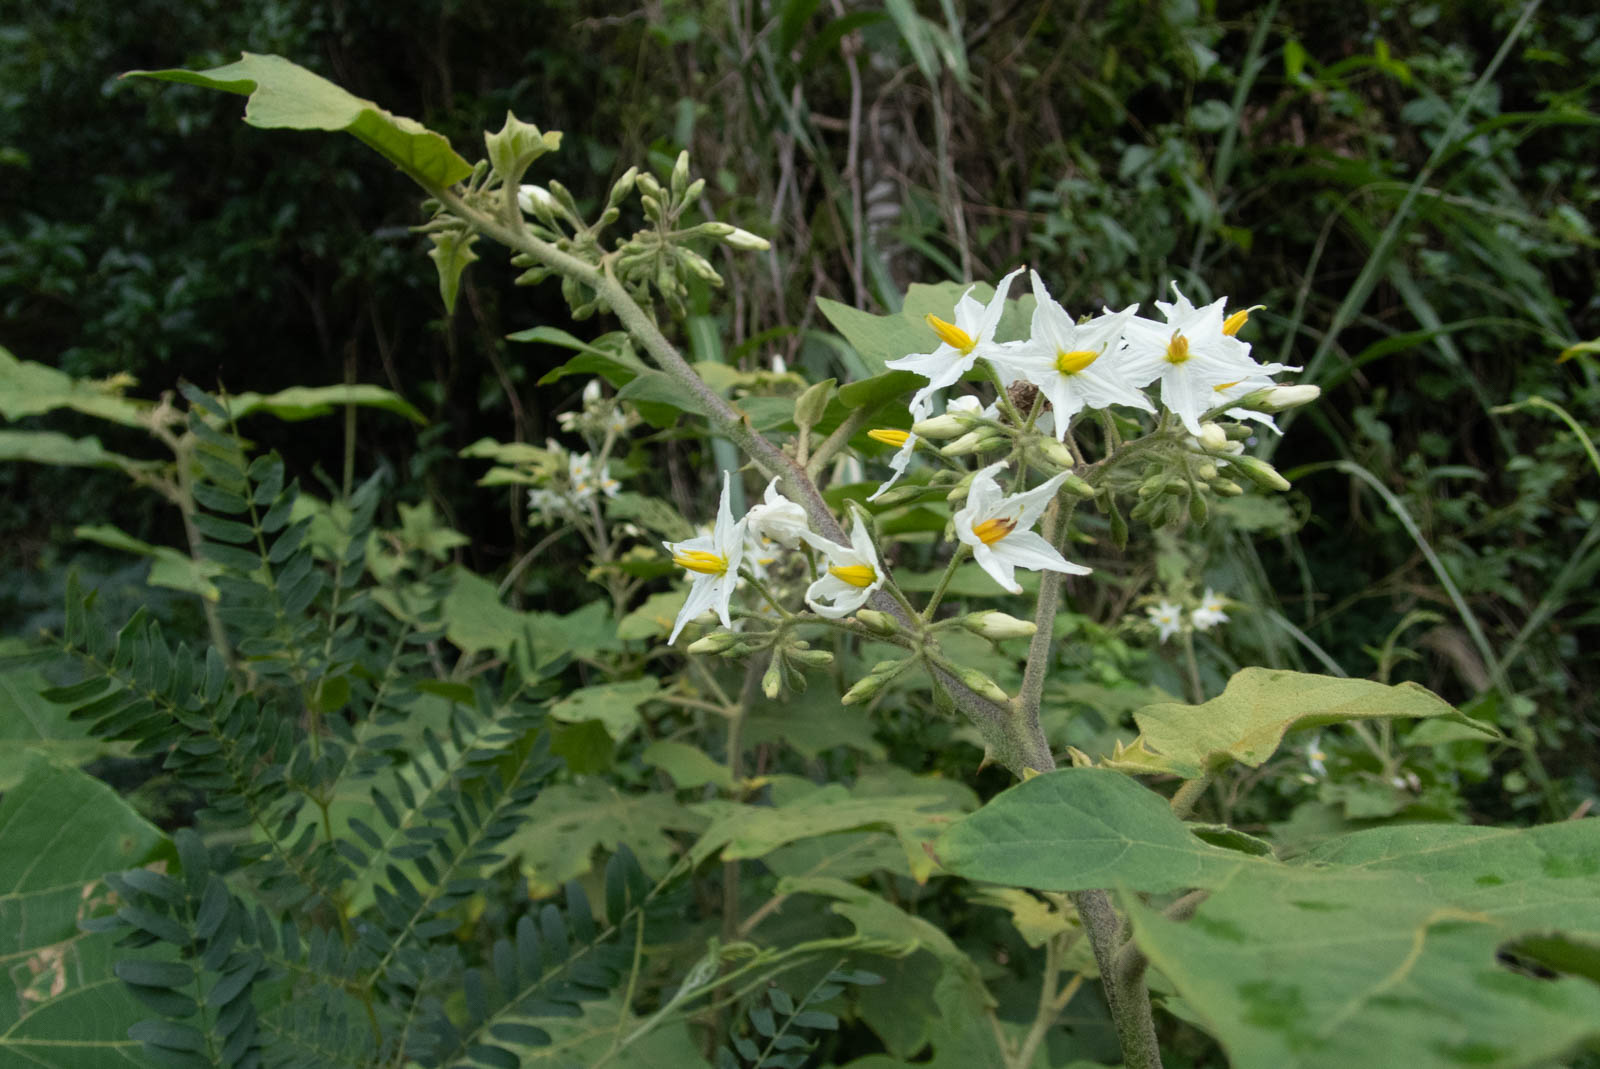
<box><xmin>1128</xmin><ymin>669</ymin><xmax>1492</xmax><ymax>778</ymax></box>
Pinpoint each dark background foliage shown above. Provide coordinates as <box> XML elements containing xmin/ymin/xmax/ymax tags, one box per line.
<box><xmin>4</xmin><ymin>0</ymin><xmax>1598</xmax><ymax>812</ymax></box>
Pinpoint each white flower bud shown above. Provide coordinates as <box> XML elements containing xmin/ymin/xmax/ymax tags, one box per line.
<box><xmin>1259</xmin><ymin>384</ymin><xmax>1321</xmax><ymax>412</ymax></box>
<box><xmin>582</xmin><ymin>379</ymin><xmax>603</xmax><ymax>405</ymax></box>
<box><xmin>1036</xmin><ymin>437</ymin><xmax>1077</xmax><ymax>469</ymax></box>
<box><xmin>723</xmin><ymin>227</ymin><xmax>771</xmax><ymax>251</ymax></box>
<box><xmin>965</xmin><ymin>611</ymin><xmax>1038</xmax><ymax>640</ymax></box>
<box><xmin>1198</xmin><ymin>422</ymin><xmax>1229</xmax><ymax>451</ymax></box>
<box><xmin>517</xmin><ymin>184</ymin><xmax>557</xmax><ymax>217</ymax></box>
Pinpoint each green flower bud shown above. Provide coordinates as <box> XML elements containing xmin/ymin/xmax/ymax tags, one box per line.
<box><xmin>956</xmin><ymin>666</ymin><xmax>1011</xmax><ymax>705</ymax></box>
<box><xmin>945</xmin><ymin>471</ymin><xmax>976</xmax><ymax>504</ymax></box>
<box><xmin>686</xmin><ymin>631</ymin><xmax>742</xmax><ymax>655</ymax></box>
<box><xmin>607</xmin><ymin>166</ymin><xmax>639</xmax><ymax>208</ymax></box>
<box><xmin>1188</xmin><ymin>490</ymin><xmax>1208</xmax><ymax>526</ymax></box>
<box><xmin>670</xmin><ymin>150</ymin><xmax>691</xmax><ymax>199</ymax></box>
<box><xmin>790</xmin><ymin>648</ymin><xmax>835</xmax><ymax>667</ymax></box>
<box><xmin>762</xmin><ymin>659</ymin><xmax>783</xmax><ymax>700</ymax></box>
<box><xmin>1209</xmin><ymin>478</ymin><xmax>1245</xmax><ymax>496</ymax></box>
<box><xmin>794</xmin><ymin>378</ymin><xmax>835</xmax><ymax>432</ymax></box>
<box><xmin>870</xmin><ymin>484</ymin><xmax>928</xmax><ymax>507</ymax></box>
<box><xmin>1061</xmin><ymin>473</ymin><xmax>1095</xmax><ymax>498</ymax></box>
<box><xmin>941</xmin><ymin>431</ymin><xmax>989</xmax><ymax>456</ymax></box>
<box><xmin>682</xmin><ymin>177</ymin><xmax>706</xmax><ymax>205</ymax></box>
<box><xmin>636</xmin><ymin>172</ymin><xmax>663</xmax><ymax>199</ymax></box>
<box><xmin>910</xmin><ymin>414</ymin><xmax>968</xmax><ymax>438</ymax></box>
<box><xmin>1036</xmin><ymin>437</ymin><xmax>1077</xmax><ymax>469</ymax></box>
<box><xmin>965</xmin><ymin>611</ymin><xmax>1037</xmax><ymax>640</ymax></box>
<box><xmin>841</xmin><ymin>672</ymin><xmax>887</xmax><ymax>705</ymax></box>
<box><xmin>855</xmin><ymin>609</ymin><xmax>898</xmax><ymax>635</ymax></box>
<box><xmin>1231</xmin><ymin>454</ymin><xmax>1292</xmax><ymax>492</ymax></box>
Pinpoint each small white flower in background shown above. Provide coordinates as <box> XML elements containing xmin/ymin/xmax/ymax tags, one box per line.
<box><xmin>1306</xmin><ymin>734</ymin><xmax>1327</xmax><ymax>777</ymax></box>
<box><xmin>605</xmin><ymin>407</ymin><xmax>632</xmax><ymax>435</ymax></box>
<box><xmin>954</xmin><ymin>462</ymin><xmax>1091</xmax><ymax>594</ymax></box>
<box><xmin>888</xmin><ymin>266</ymin><xmax>1025</xmax><ymax>413</ymax></box>
<box><xmin>664</xmin><ymin>473</ymin><xmax>747</xmax><ymax>643</ymax></box>
<box><xmin>582</xmin><ymin>378</ymin><xmax>604</xmax><ymax>406</ymax></box>
<box><xmin>991</xmin><ymin>271</ymin><xmax>1153</xmax><ymax>434</ymax></box>
<box><xmin>1190</xmin><ymin>588</ymin><xmax>1229</xmax><ymax>631</ymax></box>
<box><xmin>804</xmin><ymin>510</ymin><xmax>885</xmax><ymax>618</ymax></box>
<box><xmin>1147</xmin><ymin>601</ymin><xmax>1183</xmax><ymax>643</ymax></box>
<box><xmin>1120</xmin><ymin>284</ymin><xmax>1283</xmax><ymax>436</ymax></box>
<box><xmin>570</xmin><ymin>453</ymin><xmax>619</xmax><ymax>501</ymax></box>
<box><xmin>745</xmin><ymin>478</ymin><xmax>811</xmax><ymax>549</ymax></box>
<box><xmin>770</xmin><ymin>354</ymin><xmax>788</xmax><ymax>375</ymax></box>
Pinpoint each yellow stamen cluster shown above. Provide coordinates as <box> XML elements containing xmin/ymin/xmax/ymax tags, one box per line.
<box><xmin>971</xmin><ymin>517</ymin><xmax>1017</xmax><ymax>546</ymax></box>
<box><xmin>925</xmin><ymin>314</ymin><xmax>977</xmax><ymax>355</ymax></box>
<box><xmin>1164</xmin><ymin>334</ymin><xmax>1191</xmax><ymax>365</ymax></box>
<box><xmin>673</xmin><ymin>549</ymin><xmax>727</xmax><ymax>575</ymax></box>
<box><xmin>868</xmin><ymin>428</ymin><xmax>911</xmax><ymax>448</ymax></box>
<box><xmin>828</xmin><ymin>563</ymin><xmax>877</xmax><ymax>588</ymax></box>
<box><xmin>1055</xmin><ymin>348</ymin><xmax>1100</xmax><ymax>375</ymax></box>
<box><xmin>1222</xmin><ymin>308</ymin><xmax>1252</xmax><ymax>336</ymax></box>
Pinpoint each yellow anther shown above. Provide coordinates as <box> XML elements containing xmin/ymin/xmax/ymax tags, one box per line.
<box><xmin>1164</xmin><ymin>334</ymin><xmax>1191</xmax><ymax>365</ymax></box>
<box><xmin>1212</xmin><ymin>379</ymin><xmax>1242</xmax><ymax>392</ymax></box>
<box><xmin>828</xmin><ymin>563</ymin><xmax>878</xmax><ymax>588</ymax></box>
<box><xmin>1055</xmin><ymin>348</ymin><xmax>1100</xmax><ymax>375</ymax></box>
<box><xmin>868</xmin><ymin>428</ymin><xmax>911</xmax><ymax>448</ymax></box>
<box><xmin>673</xmin><ymin>550</ymin><xmax>727</xmax><ymax>575</ymax></box>
<box><xmin>925</xmin><ymin>314</ymin><xmax>977</xmax><ymax>355</ymax></box>
<box><xmin>971</xmin><ymin>517</ymin><xmax>1017</xmax><ymax>546</ymax></box>
<box><xmin>1222</xmin><ymin>307</ymin><xmax>1256</xmax><ymax>336</ymax></box>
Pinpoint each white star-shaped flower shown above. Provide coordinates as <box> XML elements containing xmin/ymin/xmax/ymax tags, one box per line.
<box><xmin>803</xmin><ymin>511</ymin><xmax>885</xmax><ymax>618</ymax></box>
<box><xmin>991</xmin><ymin>271</ymin><xmax>1153</xmax><ymax>436</ymax></box>
<box><xmin>745</xmin><ymin>478</ymin><xmax>811</xmax><ymax>548</ymax></box>
<box><xmin>1190</xmin><ymin>588</ymin><xmax>1229</xmax><ymax>631</ymax></box>
<box><xmin>886</xmin><ymin>267</ymin><xmax>1025</xmax><ymax>413</ymax></box>
<box><xmin>1120</xmin><ymin>284</ymin><xmax>1279</xmax><ymax>435</ymax></box>
<box><xmin>953</xmin><ymin>462</ymin><xmax>1090</xmax><ymax>594</ymax></box>
<box><xmin>663</xmin><ymin>473</ymin><xmax>747</xmax><ymax>643</ymax></box>
<box><xmin>1146</xmin><ymin>601</ymin><xmax>1182</xmax><ymax>643</ymax></box>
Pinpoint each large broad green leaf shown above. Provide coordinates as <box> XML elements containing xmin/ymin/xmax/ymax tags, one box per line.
<box><xmin>549</xmin><ymin>678</ymin><xmax>659</xmax><ymax>741</ymax></box>
<box><xmin>227</xmin><ymin>384</ymin><xmax>425</xmax><ymax>424</ymax></box>
<box><xmin>935</xmin><ymin>768</ymin><xmax>1244</xmax><ymax>894</ymax></box>
<box><xmin>0</xmin><ymin>346</ymin><xmax>150</xmax><ymax>428</ymax></box>
<box><xmin>690</xmin><ymin>775</ymin><xmax>969</xmax><ymax>882</ymax></box>
<box><xmin>936</xmin><ymin>769</ymin><xmax>1600</xmax><ymax>1069</ymax></box>
<box><xmin>125</xmin><ymin>53</ymin><xmax>474</xmax><ymax>188</ymax></box>
<box><xmin>497</xmin><ymin>781</ymin><xmax>704</xmax><ymax>896</ymax></box>
<box><xmin>1112</xmin><ymin>669</ymin><xmax>1493</xmax><ymax>778</ymax></box>
<box><xmin>0</xmin><ymin>752</ymin><xmax>170</xmax><ymax>1068</ymax></box>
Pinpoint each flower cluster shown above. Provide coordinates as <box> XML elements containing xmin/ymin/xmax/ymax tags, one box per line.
<box><xmin>663</xmin><ymin>465</ymin><xmax>1089</xmax><ymax>642</ymax></box>
<box><xmin>867</xmin><ymin>269</ymin><xmax>1315</xmax><ymax>499</ymax></box>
